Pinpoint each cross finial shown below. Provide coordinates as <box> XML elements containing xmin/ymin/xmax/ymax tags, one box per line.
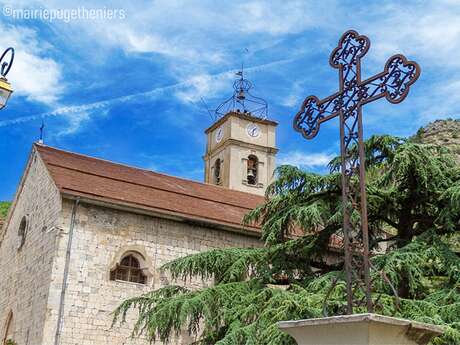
<box><xmin>38</xmin><ymin>119</ymin><xmax>45</xmax><ymax>144</ymax></box>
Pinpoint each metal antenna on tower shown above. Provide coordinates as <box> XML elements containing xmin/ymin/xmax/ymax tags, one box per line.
<box><xmin>200</xmin><ymin>97</ymin><xmax>216</xmax><ymax>121</ymax></box>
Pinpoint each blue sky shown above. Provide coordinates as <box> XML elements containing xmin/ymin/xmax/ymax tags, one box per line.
<box><xmin>0</xmin><ymin>0</ymin><xmax>459</xmax><ymax>200</ymax></box>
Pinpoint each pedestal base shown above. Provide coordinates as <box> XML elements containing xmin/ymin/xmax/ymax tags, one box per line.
<box><xmin>277</xmin><ymin>313</ymin><xmax>443</xmax><ymax>345</ymax></box>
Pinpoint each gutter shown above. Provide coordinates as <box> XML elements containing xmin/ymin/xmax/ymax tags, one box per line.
<box><xmin>54</xmin><ymin>197</ymin><xmax>79</xmax><ymax>345</ymax></box>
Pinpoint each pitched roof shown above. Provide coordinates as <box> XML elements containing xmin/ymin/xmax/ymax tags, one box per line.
<box><xmin>35</xmin><ymin>144</ymin><xmax>264</xmax><ymax>232</ymax></box>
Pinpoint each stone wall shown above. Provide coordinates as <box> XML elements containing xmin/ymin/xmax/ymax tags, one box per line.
<box><xmin>0</xmin><ymin>149</ymin><xmax>62</xmax><ymax>345</ymax></box>
<box><xmin>52</xmin><ymin>199</ymin><xmax>262</xmax><ymax>345</ymax></box>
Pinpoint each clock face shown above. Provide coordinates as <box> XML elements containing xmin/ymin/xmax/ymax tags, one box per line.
<box><xmin>246</xmin><ymin>123</ymin><xmax>260</xmax><ymax>138</ymax></box>
<box><xmin>215</xmin><ymin>127</ymin><xmax>224</xmax><ymax>143</ymax></box>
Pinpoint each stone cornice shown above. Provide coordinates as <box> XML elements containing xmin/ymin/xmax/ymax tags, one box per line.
<box><xmin>204</xmin><ymin>138</ymin><xmax>278</xmax><ymax>159</ymax></box>
<box><xmin>205</xmin><ymin>111</ymin><xmax>278</xmax><ymax>134</ymax></box>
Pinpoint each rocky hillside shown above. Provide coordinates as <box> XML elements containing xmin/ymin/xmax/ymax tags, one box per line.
<box><xmin>413</xmin><ymin>118</ymin><xmax>460</xmax><ymax>160</ymax></box>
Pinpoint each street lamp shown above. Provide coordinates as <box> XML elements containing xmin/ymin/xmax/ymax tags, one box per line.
<box><xmin>0</xmin><ymin>47</ymin><xmax>14</xmax><ymax>109</ymax></box>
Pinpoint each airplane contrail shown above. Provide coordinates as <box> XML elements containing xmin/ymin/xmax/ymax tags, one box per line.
<box><xmin>0</xmin><ymin>58</ymin><xmax>293</xmax><ymax>128</ymax></box>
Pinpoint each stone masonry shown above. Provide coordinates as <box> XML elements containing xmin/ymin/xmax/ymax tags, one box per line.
<box><xmin>0</xmin><ymin>148</ymin><xmax>62</xmax><ymax>345</ymax></box>
<box><xmin>51</xmin><ymin>200</ymin><xmax>261</xmax><ymax>345</ymax></box>
<box><xmin>0</xmin><ymin>146</ymin><xmax>263</xmax><ymax>345</ymax></box>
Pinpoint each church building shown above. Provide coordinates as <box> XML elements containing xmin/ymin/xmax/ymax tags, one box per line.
<box><xmin>0</xmin><ymin>75</ymin><xmax>279</xmax><ymax>345</ymax></box>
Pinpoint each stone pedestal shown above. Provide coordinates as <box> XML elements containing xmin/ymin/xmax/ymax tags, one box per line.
<box><xmin>277</xmin><ymin>313</ymin><xmax>443</xmax><ymax>345</ymax></box>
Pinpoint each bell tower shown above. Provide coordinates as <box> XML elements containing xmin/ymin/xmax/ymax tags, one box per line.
<box><xmin>203</xmin><ymin>70</ymin><xmax>278</xmax><ymax>196</ymax></box>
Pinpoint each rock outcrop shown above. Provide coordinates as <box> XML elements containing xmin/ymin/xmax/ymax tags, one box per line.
<box><xmin>413</xmin><ymin>119</ymin><xmax>460</xmax><ymax>160</ymax></box>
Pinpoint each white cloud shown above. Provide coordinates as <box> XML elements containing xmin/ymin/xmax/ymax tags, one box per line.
<box><xmin>0</xmin><ymin>60</ymin><xmax>290</xmax><ymax>129</ymax></box>
<box><xmin>174</xmin><ymin>73</ymin><xmax>232</xmax><ymax>104</ymax></box>
<box><xmin>56</xmin><ymin>110</ymin><xmax>91</xmax><ymax>136</ymax></box>
<box><xmin>280</xmin><ymin>80</ymin><xmax>306</xmax><ymax>108</ymax></box>
<box><xmin>356</xmin><ymin>1</ymin><xmax>460</xmax><ymax>68</ymax></box>
<box><xmin>4</xmin><ymin>0</ymin><xmax>460</xmax><ymax>137</ymax></box>
<box><xmin>278</xmin><ymin>151</ymin><xmax>335</xmax><ymax>169</ymax></box>
<box><xmin>0</xmin><ymin>23</ymin><xmax>63</xmax><ymax>105</ymax></box>
<box><xmin>174</xmin><ymin>58</ymin><xmax>293</xmax><ymax>104</ymax></box>
<box><xmin>416</xmin><ymin>79</ymin><xmax>460</xmax><ymax>125</ymax></box>
<box><xmin>235</xmin><ymin>1</ymin><xmax>331</xmax><ymax>35</ymax></box>
<box><xmin>27</xmin><ymin>0</ymin><xmax>338</xmax><ymax>66</ymax></box>
<box><xmin>0</xmin><ymin>77</ymin><xmax>186</xmax><ymax>128</ymax></box>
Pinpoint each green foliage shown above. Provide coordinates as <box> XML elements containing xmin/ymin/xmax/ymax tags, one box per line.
<box><xmin>5</xmin><ymin>339</ymin><xmax>17</xmax><ymax>345</ymax></box>
<box><xmin>161</xmin><ymin>247</ymin><xmax>270</xmax><ymax>284</ymax></box>
<box><xmin>115</xmin><ymin>136</ymin><xmax>460</xmax><ymax>345</ymax></box>
<box><xmin>0</xmin><ymin>201</ymin><xmax>11</xmax><ymax>218</ymax></box>
<box><xmin>411</xmin><ymin>127</ymin><xmax>425</xmax><ymax>143</ymax></box>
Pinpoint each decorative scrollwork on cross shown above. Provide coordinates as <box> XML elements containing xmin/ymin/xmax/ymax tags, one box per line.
<box><xmin>293</xmin><ymin>30</ymin><xmax>420</xmax><ymax>314</ymax></box>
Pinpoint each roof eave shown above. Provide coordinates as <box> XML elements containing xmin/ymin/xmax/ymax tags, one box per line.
<box><xmin>61</xmin><ymin>191</ymin><xmax>261</xmax><ymax>237</ymax></box>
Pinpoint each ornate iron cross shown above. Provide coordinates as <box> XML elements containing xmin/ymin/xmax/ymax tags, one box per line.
<box><xmin>293</xmin><ymin>30</ymin><xmax>420</xmax><ymax>314</ymax></box>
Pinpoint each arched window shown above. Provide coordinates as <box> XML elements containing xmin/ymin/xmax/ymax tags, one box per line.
<box><xmin>214</xmin><ymin>158</ymin><xmax>222</xmax><ymax>185</ymax></box>
<box><xmin>17</xmin><ymin>216</ymin><xmax>28</xmax><ymax>250</ymax></box>
<box><xmin>110</xmin><ymin>253</ymin><xmax>147</xmax><ymax>284</ymax></box>
<box><xmin>247</xmin><ymin>155</ymin><xmax>258</xmax><ymax>185</ymax></box>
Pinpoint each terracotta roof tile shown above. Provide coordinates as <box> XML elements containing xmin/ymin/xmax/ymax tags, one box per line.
<box><xmin>35</xmin><ymin>144</ymin><xmax>264</xmax><ymax>232</ymax></box>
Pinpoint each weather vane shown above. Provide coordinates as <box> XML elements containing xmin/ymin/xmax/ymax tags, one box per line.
<box><xmin>293</xmin><ymin>30</ymin><xmax>420</xmax><ymax>314</ymax></box>
<box><xmin>214</xmin><ymin>65</ymin><xmax>268</xmax><ymax>120</ymax></box>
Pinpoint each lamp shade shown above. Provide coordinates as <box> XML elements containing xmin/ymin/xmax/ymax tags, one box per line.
<box><xmin>0</xmin><ymin>77</ymin><xmax>13</xmax><ymax>109</ymax></box>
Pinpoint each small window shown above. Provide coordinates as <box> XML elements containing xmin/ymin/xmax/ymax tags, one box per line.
<box><xmin>214</xmin><ymin>158</ymin><xmax>222</xmax><ymax>185</ymax></box>
<box><xmin>17</xmin><ymin>216</ymin><xmax>28</xmax><ymax>250</ymax></box>
<box><xmin>247</xmin><ymin>155</ymin><xmax>258</xmax><ymax>185</ymax></box>
<box><xmin>110</xmin><ymin>253</ymin><xmax>147</xmax><ymax>284</ymax></box>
